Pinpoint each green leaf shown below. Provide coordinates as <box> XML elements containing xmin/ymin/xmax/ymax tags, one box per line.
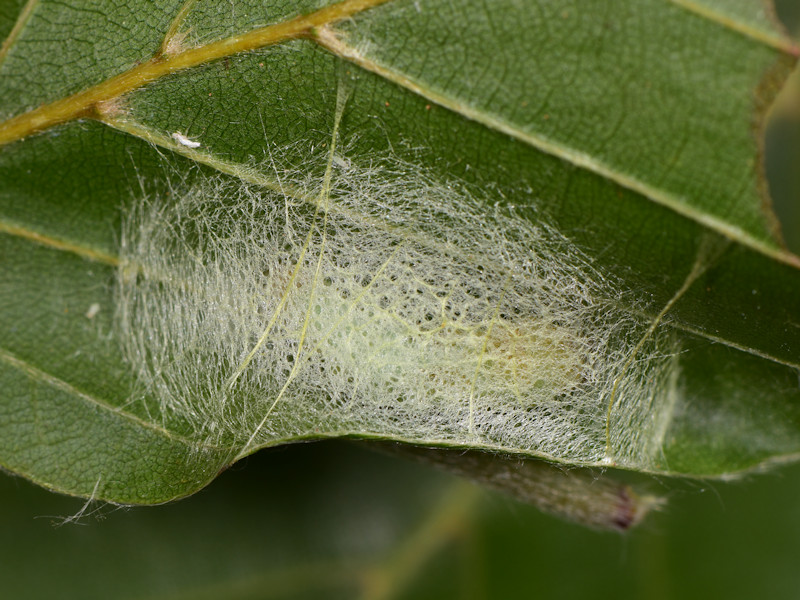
<box><xmin>1</xmin><ymin>0</ymin><xmax>799</xmax><ymax>505</ymax></box>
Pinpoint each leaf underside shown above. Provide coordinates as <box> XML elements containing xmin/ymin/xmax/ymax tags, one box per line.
<box><xmin>1</xmin><ymin>0</ymin><xmax>800</xmax><ymax>503</ymax></box>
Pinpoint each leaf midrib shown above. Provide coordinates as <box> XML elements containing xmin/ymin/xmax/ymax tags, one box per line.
<box><xmin>0</xmin><ymin>0</ymin><xmax>394</xmax><ymax>145</ymax></box>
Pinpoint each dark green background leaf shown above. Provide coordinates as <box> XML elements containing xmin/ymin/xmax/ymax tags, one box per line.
<box><xmin>5</xmin><ymin>441</ymin><xmax>800</xmax><ymax>600</ymax></box>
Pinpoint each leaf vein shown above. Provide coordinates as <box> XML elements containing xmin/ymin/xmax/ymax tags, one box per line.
<box><xmin>0</xmin><ymin>0</ymin><xmax>39</xmax><ymax>70</ymax></box>
<box><xmin>0</xmin><ymin>0</ymin><xmax>394</xmax><ymax>145</ymax></box>
<box><xmin>666</xmin><ymin>0</ymin><xmax>798</xmax><ymax>54</ymax></box>
<box><xmin>312</xmin><ymin>31</ymin><xmax>800</xmax><ymax>270</ymax></box>
<box><xmin>0</xmin><ymin>221</ymin><xmax>119</xmax><ymax>265</ymax></box>
<box><xmin>0</xmin><ymin>347</ymin><xmax>223</xmax><ymax>451</ymax></box>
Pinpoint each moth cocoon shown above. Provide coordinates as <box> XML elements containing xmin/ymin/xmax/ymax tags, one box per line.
<box><xmin>116</xmin><ymin>151</ymin><xmax>677</xmax><ymax>471</ymax></box>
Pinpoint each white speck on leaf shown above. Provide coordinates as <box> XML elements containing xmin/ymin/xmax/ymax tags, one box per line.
<box><xmin>85</xmin><ymin>303</ymin><xmax>101</xmax><ymax>319</ymax></box>
<box><xmin>172</xmin><ymin>131</ymin><xmax>201</xmax><ymax>148</ymax></box>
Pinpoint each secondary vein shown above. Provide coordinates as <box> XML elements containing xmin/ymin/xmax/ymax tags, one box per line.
<box><xmin>312</xmin><ymin>29</ymin><xmax>800</xmax><ymax>271</ymax></box>
<box><xmin>667</xmin><ymin>0</ymin><xmax>799</xmax><ymax>55</ymax></box>
<box><xmin>0</xmin><ymin>0</ymin><xmax>39</xmax><ymax>68</ymax></box>
<box><xmin>0</xmin><ymin>347</ymin><xmax>221</xmax><ymax>451</ymax></box>
<box><xmin>0</xmin><ymin>221</ymin><xmax>119</xmax><ymax>265</ymax></box>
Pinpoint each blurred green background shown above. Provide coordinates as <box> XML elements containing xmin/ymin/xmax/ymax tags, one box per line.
<box><xmin>770</xmin><ymin>0</ymin><xmax>800</xmax><ymax>253</ymax></box>
<box><xmin>4</xmin><ymin>441</ymin><xmax>800</xmax><ymax>599</ymax></box>
<box><xmin>3</xmin><ymin>2</ymin><xmax>800</xmax><ymax>599</ymax></box>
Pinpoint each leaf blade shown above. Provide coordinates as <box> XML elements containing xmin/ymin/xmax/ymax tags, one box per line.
<box><xmin>1</xmin><ymin>0</ymin><xmax>799</xmax><ymax>500</ymax></box>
